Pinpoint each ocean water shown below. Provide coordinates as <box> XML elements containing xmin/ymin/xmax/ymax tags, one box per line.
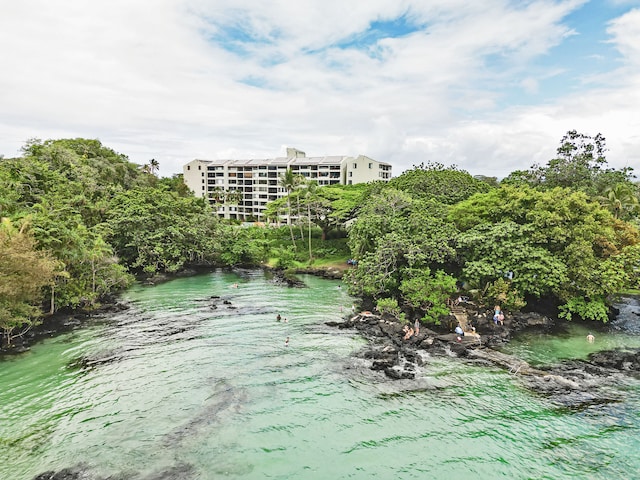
<box><xmin>1</xmin><ymin>271</ymin><xmax>639</xmax><ymax>480</ymax></box>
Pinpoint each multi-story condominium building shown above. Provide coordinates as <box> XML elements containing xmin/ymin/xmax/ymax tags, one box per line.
<box><xmin>183</xmin><ymin>147</ymin><xmax>392</xmax><ymax>220</ymax></box>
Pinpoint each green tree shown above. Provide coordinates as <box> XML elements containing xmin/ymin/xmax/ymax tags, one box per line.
<box><xmin>149</xmin><ymin>158</ymin><xmax>160</xmax><ymax>176</ymax></box>
<box><xmin>303</xmin><ymin>181</ymin><xmax>319</xmax><ymax>262</ymax></box>
<box><xmin>106</xmin><ymin>187</ymin><xmax>222</xmax><ymax>274</ymax></box>
<box><xmin>217</xmin><ymin>225</ymin><xmax>269</xmax><ymax>266</ymax></box>
<box><xmin>345</xmin><ymin>188</ymin><xmax>459</xmax><ymax>322</ymax></box>
<box><xmin>158</xmin><ymin>174</ymin><xmax>192</xmax><ymax>197</ymax></box>
<box><xmin>502</xmin><ymin>130</ymin><xmax>635</xmax><ymax>197</ymax></box>
<box><xmin>450</xmin><ymin>185</ymin><xmax>639</xmax><ymax>321</ymax></box>
<box><xmin>399</xmin><ymin>269</ymin><xmax>457</xmax><ymax>324</ymax></box>
<box><xmin>388</xmin><ymin>162</ymin><xmax>492</xmax><ymax>204</ymax></box>
<box><xmin>0</xmin><ymin>218</ymin><xmax>59</xmax><ymax>345</ymax></box>
<box><xmin>316</xmin><ymin>183</ymin><xmax>370</xmax><ymax>239</ymax></box>
<box><xmin>455</xmin><ymin>221</ymin><xmax>569</xmax><ymax>299</ymax></box>
<box><xmin>278</xmin><ymin>168</ymin><xmax>303</xmax><ymax>249</ymax></box>
<box><xmin>601</xmin><ymin>183</ymin><xmax>640</xmax><ymax>220</ymax></box>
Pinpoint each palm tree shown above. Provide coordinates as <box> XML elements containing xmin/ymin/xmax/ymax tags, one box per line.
<box><xmin>149</xmin><ymin>158</ymin><xmax>160</xmax><ymax>176</ymax></box>
<box><xmin>295</xmin><ymin>175</ymin><xmax>306</xmax><ymax>241</ymax></box>
<box><xmin>278</xmin><ymin>168</ymin><xmax>299</xmax><ymax>250</ymax></box>
<box><xmin>208</xmin><ymin>186</ymin><xmax>224</xmax><ymax>204</ymax></box>
<box><xmin>304</xmin><ymin>181</ymin><xmax>319</xmax><ymax>262</ymax></box>
<box><xmin>601</xmin><ymin>183</ymin><xmax>639</xmax><ymax>219</ymax></box>
<box><xmin>226</xmin><ymin>189</ymin><xmax>244</xmax><ymax>205</ymax></box>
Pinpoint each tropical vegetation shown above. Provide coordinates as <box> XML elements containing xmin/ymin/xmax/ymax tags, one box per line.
<box><xmin>1</xmin><ymin>131</ymin><xmax>639</xmax><ymax>346</ymax></box>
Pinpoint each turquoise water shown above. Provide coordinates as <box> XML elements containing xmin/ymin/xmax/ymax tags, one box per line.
<box><xmin>500</xmin><ymin>322</ymin><xmax>640</xmax><ymax>366</ymax></box>
<box><xmin>1</xmin><ymin>270</ymin><xmax>639</xmax><ymax>479</ymax></box>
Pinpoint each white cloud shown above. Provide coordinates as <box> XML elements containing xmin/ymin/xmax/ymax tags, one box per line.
<box><xmin>0</xmin><ymin>0</ymin><xmax>639</xmax><ymax>181</ymax></box>
<box><xmin>607</xmin><ymin>8</ymin><xmax>640</xmax><ymax>64</ymax></box>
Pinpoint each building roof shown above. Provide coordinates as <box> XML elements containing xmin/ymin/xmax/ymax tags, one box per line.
<box><xmin>190</xmin><ymin>154</ymin><xmax>390</xmax><ymax>167</ymax></box>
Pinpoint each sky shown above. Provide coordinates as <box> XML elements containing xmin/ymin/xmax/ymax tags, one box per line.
<box><xmin>1</xmin><ymin>0</ymin><xmax>640</xmax><ymax>179</ymax></box>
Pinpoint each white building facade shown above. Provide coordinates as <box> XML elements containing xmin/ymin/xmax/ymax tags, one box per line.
<box><xmin>183</xmin><ymin>147</ymin><xmax>392</xmax><ymax>220</ymax></box>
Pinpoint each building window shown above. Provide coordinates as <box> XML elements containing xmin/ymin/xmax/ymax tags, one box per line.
<box><xmin>353</xmin><ymin>163</ymin><xmax>357</xmax><ymax>169</ymax></box>
<box><xmin>369</xmin><ymin>163</ymin><xmax>372</xmax><ymax>169</ymax></box>
<box><xmin>348</xmin><ymin>172</ymin><xmax>352</xmax><ymax>177</ymax></box>
<box><xmin>187</xmin><ymin>166</ymin><xmax>190</xmax><ymax>170</ymax></box>
<box><xmin>198</xmin><ymin>165</ymin><xmax>201</xmax><ymax>170</ymax></box>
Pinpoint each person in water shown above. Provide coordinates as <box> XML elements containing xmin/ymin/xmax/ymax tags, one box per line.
<box><xmin>276</xmin><ymin>314</ymin><xmax>281</xmax><ymax>322</ymax></box>
<box><xmin>587</xmin><ymin>333</ymin><xmax>595</xmax><ymax>343</ymax></box>
<box><xmin>285</xmin><ymin>337</ymin><xmax>289</xmax><ymax>347</ymax></box>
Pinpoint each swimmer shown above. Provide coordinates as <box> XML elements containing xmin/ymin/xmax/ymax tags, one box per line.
<box><xmin>285</xmin><ymin>337</ymin><xmax>289</xmax><ymax>347</ymax></box>
<box><xmin>276</xmin><ymin>314</ymin><xmax>281</xmax><ymax>322</ymax></box>
<box><xmin>587</xmin><ymin>333</ymin><xmax>595</xmax><ymax>343</ymax></box>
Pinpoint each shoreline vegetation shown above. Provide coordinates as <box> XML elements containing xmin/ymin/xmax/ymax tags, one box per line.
<box><xmin>1</xmin><ymin>133</ymin><xmax>639</xmax><ymax>365</ymax></box>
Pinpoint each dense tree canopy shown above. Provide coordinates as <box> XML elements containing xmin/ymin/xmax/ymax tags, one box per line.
<box><xmin>106</xmin><ymin>187</ymin><xmax>221</xmax><ymax>273</ymax></box>
<box><xmin>344</xmin><ymin>137</ymin><xmax>639</xmax><ymax>323</ymax></box>
<box><xmin>0</xmin><ymin>218</ymin><xmax>60</xmax><ymax>344</ymax></box>
<box><xmin>388</xmin><ymin>162</ymin><xmax>492</xmax><ymax>204</ymax></box>
<box><xmin>345</xmin><ymin>187</ymin><xmax>459</xmax><ymax>323</ymax></box>
<box><xmin>450</xmin><ymin>184</ymin><xmax>639</xmax><ymax>320</ymax></box>
<box><xmin>0</xmin><ymin>138</ymin><xmax>214</xmax><ymax>322</ymax></box>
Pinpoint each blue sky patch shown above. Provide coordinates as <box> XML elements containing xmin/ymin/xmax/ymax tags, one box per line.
<box><xmin>335</xmin><ymin>14</ymin><xmax>423</xmax><ymax>53</ymax></box>
<box><xmin>484</xmin><ymin>1</ymin><xmax>629</xmax><ymax>109</ymax></box>
<box><xmin>208</xmin><ymin>20</ymin><xmax>279</xmax><ymax>58</ymax></box>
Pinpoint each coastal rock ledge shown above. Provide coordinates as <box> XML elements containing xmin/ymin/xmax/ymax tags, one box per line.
<box><xmin>327</xmin><ymin>312</ymin><xmax>640</xmax><ymax>405</ymax></box>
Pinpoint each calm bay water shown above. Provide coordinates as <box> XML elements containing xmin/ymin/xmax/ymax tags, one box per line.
<box><xmin>1</xmin><ymin>270</ymin><xmax>639</xmax><ymax>479</ymax></box>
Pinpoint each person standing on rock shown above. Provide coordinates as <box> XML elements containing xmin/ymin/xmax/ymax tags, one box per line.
<box><xmin>414</xmin><ymin>319</ymin><xmax>420</xmax><ymax>336</ymax></box>
<box><xmin>493</xmin><ymin>306</ymin><xmax>504</xmax><ymax>325</ymax></box>
<box><xmin>455</xmin><ymin>324</ymin><xmax>464</xmax><ymax>337</ymax></box>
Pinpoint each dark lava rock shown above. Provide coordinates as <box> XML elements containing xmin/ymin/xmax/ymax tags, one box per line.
<box><xmin>384</xmin><ymin>365</ymin><xmax>416</xmax><ymax>380</ymax></box>
<box><xmin>272</xmin><ymin>270</ymin><xmax>307</xmax><ymax>288</ymax></box>
<box><xmin>326</xmin><ymin>311</ymin><xmax>640</xmax><ymax>402</ymax></box>
<box><xmin>587</xmin><ymin>348</ymin><xmax>640</xmax><ymax>371</ymax></box>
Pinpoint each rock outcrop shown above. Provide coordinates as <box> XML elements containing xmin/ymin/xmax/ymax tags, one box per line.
<box><xmin>327</xmin><ymin>311</ymin><xmax>640</xmax><ymax>408</ymax></box>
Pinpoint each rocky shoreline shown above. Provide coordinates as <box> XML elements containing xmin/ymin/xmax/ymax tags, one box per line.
<box><xmin>327</xmin><ymin>306</ymin><xmax>640</xmax><ymax>407</ymax></box>
<box><xmin>0</xmin><ymin>299</ymin><xmax>130</xmax><ymax>356</ymax></box>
